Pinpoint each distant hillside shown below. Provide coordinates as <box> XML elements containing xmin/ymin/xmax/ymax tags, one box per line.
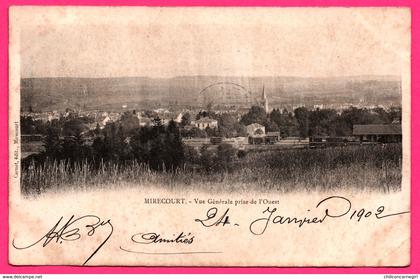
<box><xmin>20</xmin><ymin>75</ymin><xmax>401</xmax><ymax>112</ymax></box>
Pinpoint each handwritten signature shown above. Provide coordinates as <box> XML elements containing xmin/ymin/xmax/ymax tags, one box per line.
<box><xmin>12</xmin><ymin>215</ymin><xmax>113</xmax><ymax>265</ymax></box>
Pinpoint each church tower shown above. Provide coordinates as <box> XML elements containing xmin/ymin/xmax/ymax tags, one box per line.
<box><xmin>262</xmin><ymin>85</ymin><xmax>269</xmax><ymax>113</ymax></box>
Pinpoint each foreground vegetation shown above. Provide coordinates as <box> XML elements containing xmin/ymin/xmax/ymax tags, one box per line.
<box><xmin>21</xmin><ymin>144</ymin><xmax>402</xmax><ymax>196</ymax></box>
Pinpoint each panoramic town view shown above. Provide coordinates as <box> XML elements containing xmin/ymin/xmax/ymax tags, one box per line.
<box><xmin>20</xmin><ymin>75</ymin><xmax>403</xmax><ymax>195</ymax></box>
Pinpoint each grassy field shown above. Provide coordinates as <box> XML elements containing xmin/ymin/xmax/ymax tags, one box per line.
<box><xmin>21</xmin><ymin>144</ymin><xmax>402</xmax><ymax>196</ymax></box>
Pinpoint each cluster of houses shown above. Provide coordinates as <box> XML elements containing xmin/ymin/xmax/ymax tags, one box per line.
<box><xmin>22</xmin><ymin>105</ymin><xmax>402</xmax><ymax>146</ymax></box>
<box><xmin>21</xmin><ymin>111</ymin><xmax>61</xmax><ymax>122</ymax></box>
<box><xmin>96</xmin><ymin>110</ymin><xmax>219</xmax><ymax>131</ymax></box>
<box><xmin>94</xmin><ymin>111</ymin><xmax>122</xmax><ymax>128</ymax></box>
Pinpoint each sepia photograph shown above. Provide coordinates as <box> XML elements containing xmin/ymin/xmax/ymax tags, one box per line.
<box><xmin>18</xmin><ymin>9</ymin><xmax>405</xmax><ymax>196</ymax></box>
<box><xmin>8</xmin><ymin>7</ymin><xmax>411</xmax><ymax>266</ymax></box>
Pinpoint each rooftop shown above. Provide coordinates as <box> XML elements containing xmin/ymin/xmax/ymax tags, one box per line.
<box><xmin>266</xmin><ymin>131</ymin><xmax>280</xmax><ymax>136</ymax></box>
<box><xmin>196</xmin><ymin>117</ymin><xmax>217</xmax><ymax>123</ymax></box>
<box><xmin>246</xmin><ymin>123</ymin><xmax>265</xmax><ymax>129</ymax></box>
<box><xmin>353</xmin><ymin>124</ymin><xmax>402</xmax><ymax>135</ymax></box>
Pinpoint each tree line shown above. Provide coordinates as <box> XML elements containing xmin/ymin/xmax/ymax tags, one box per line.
<box><xmin>240</xmin><ymin>105</ymin><xmax>401</xmax><ymax>138</ymax></box>
<box><xmin>22</xmin><ymin>105</ymin><xmax>402</xmax><ymax>140</ymax></box>
<box><xmin>179</xmin><ymin>105</ymin><xmax>401</xmax><ymax>138</ymax></box>
<box><xmin>24</xmin><ymin>119</ymin><xmax>242</xmax><ymax>176</ymax></box>
<box><xmin>24</xmin><ymin>118</ymin><xmax>185</xmax><ymax>172</ymax></box>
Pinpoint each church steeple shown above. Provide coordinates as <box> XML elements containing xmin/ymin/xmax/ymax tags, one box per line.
<box><xmin>262</xmin><ymin>85</ymin><xmax>269</xmax><ymax>113</ymax></box>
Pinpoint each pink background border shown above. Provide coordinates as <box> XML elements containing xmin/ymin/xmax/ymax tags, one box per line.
<box><xmin>0</xmin><ymin>0</ymin><xmax>418</xmax><ymax>274</ymax></box>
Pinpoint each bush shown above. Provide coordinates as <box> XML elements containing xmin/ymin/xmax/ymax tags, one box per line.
<box><xmin>237</xmin><ymin>150</ymin><xmax>247</xmax><ymax>159</ymax></box>
<box><xmin>215</xmin><ymin>144</ymin><xmax>237</xmax><ymax>171</ymax></box>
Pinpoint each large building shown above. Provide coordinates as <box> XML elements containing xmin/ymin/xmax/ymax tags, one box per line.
<box><xmin>194</xmin><ymin>117</ymin><xmax>218</xmax><ymax>130</ymax></box>
<box><xmin>246</xmin><ymin>123</ymin><xmax>266</xmax><ymax>144</ymax></box>
<box><xmin>353</xmin><ymin>124</ymin><xmax>402</xmax><ymax>143</ymax></box>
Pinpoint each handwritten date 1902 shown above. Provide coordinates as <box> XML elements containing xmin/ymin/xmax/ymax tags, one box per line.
<box><xmin>249</xmin><ymin>196</ymin><xmax>409</xmax><ymax>235</ymax></box>
<box><xmin>194</xmin><ymin>196</ymin><xmax>409</xmax><ymax>236</ymax></box>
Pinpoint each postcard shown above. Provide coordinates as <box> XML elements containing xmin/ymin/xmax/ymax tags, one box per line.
<box><xmin>8</xmin><ymin>6</ymin><xmax>411</xmax><ymax>266</ymax></box>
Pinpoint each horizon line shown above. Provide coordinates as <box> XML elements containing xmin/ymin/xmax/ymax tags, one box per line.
<box><xmin>20</xmin><ymin>74</ymin><xmax>401</xmax><ymax>80</ymax></box>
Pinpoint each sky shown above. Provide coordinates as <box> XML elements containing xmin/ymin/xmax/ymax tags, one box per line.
<box><xmin>13</xmin><ymin>7</ymin><xmax>410</xmax><ymax>78</ymax></box>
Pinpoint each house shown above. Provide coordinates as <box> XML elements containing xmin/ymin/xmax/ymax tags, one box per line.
<box><xmin>246</xmin><ymin>123</ymin><xmax>266</xmax><ymax>144</ymax></box>
<box><xmin>47</xmin><ymin>111</ymin><xmax>60</xmax><ymax>122</ymax></box>
<box><xmin>154</xmin><ymin>108</ymin><xmax>170</xmax><ymax>114</ymax></box>
<box><xmin>353</xmin><ymin>124</ymin><xmax>402</xmax><ymax>143</ymax></box>
<box><xmin>183</xmin><ymin>124</ymin><xmax>195</xmax><ymax>130</ymax></box>
<box><xmin>174</xmin><ymin>113</ymin><xmax>183</xmax><ymax>123</ymax></box>
<box><xmin>138</xmin><ymin>117</ymin><xmax>152</xmax><ymax>127</ymax></box>
<box><xmin>265</xmin><ymin>131</ymin><xmax>280</xmax><ymax>144</ymax></box>
<box><xmin>195</xmin><ymin>117</ymin><xmax>218</xmax><ymax>130</ymax></box>
<box><xmin>97</xmin><ymin>112</ymin><xmax>110</xmax><ymax>129</ymax></box>
<box><xmin>246</xmin><ymin>123</ymin><xmax>265</xmax><ymax>137</ymax></box>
